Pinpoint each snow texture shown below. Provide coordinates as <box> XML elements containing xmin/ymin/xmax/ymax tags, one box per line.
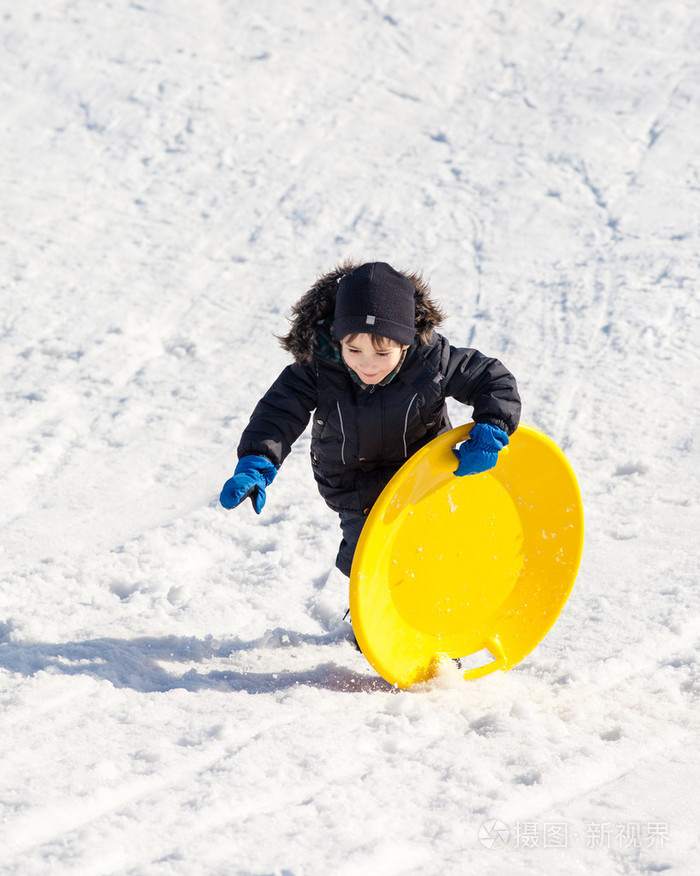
<box><xmin>1</xmin><ymin>0</ymin><xmax>699</xmax><ymax>873</ymax></box>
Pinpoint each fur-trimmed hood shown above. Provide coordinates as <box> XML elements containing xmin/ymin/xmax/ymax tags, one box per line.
<box><xmin>278</xmin><ymin>259</ymin><xmax>446</xmax><ymax>364</ymax></box>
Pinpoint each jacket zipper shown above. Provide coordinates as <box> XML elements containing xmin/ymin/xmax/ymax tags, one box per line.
<box><xmin>336</xmin><ymin>401</ymin><xmax>347</xmax><ymax>466</ymax></box>
<box><xmin>403</xmin><ymin>393</ymin><xmax>418</xmax><ymax>457</ymax></box>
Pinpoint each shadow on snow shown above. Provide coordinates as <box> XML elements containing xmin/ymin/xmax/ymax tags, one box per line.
<box><xmin>0</xmin><ymin>628</ymin><xmax>392</xmax><ymax>694</ymax></box>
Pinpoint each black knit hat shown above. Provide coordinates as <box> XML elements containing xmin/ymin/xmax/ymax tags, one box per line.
<box><xmin>334</xmin><ymin>262</ymin><xmax>416</xmax><ymax>346</ymax></box>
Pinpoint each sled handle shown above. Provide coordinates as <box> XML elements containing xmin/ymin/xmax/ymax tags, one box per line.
<box><xmin>454</xmin><ymin>637</ymin><xmax>507</xmax><ymax>680</ymax></box>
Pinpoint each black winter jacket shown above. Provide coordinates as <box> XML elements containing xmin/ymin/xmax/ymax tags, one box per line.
<box><xmin>237</xmin><ymin>261</ymin><xmax>521</xmax><ymax>516</ymax></box>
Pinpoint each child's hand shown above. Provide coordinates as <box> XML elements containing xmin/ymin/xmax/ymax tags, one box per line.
<box><xmin>453</xmin><ymin>423</ymin><xmax>509</xmax><ymax>476</ymax></box>
<box><xmin>220</xmin><ymin>455</ymin><xmax>278</xmax><ymax>514</ymax></box>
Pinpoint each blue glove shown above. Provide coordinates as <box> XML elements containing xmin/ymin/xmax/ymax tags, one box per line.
<box><xmin>220</xmin><ymin>455</ymin><xmax>278</xmax><ymax>514</ymax></box>
<box><xmin>453</xmin><ymin>423</ymin><xmax>509</xmax><ymax>476</ymax></box>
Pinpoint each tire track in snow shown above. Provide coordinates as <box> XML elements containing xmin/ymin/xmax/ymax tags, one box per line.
<box><xmin>496</xmin><ymin>621</ymin><xmax>700</xmax><ymax>824</ymax></box>
<box><xmin>499</xmin><ymin>723</ymin><xmax>693</xmax><ymax>831</ymax></box>
<box><xmin>0</xmin><ymin>714</ymin><xmax>297</xmax><ymax>866</ymax></box>
<box><xmin>97</xmin><ymin>774</ymin><xmax>343</xmax><ymax>876</ymax></box>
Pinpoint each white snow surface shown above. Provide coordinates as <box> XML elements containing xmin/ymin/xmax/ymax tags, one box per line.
<box><xmin>2</xmin><ymin>0</ymin><xmax>700</xmax><ymax>873</ymax></box>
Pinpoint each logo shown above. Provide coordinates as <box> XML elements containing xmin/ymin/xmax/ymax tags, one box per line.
<box><xmin>479</xmin><ymin>820</ymin><xmax>510</xmax><ymax>849</ymax></box>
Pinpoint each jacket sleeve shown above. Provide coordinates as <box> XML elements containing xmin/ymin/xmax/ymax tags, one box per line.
<box><xmin>443</xmin><ymin>343</ymin><xmax>521</xmax><ymax>435</ymax></box>
<box><xmin>237</xmin><ymin>362</ymin><xmax>318</xmax><ymax>466</ymax></box>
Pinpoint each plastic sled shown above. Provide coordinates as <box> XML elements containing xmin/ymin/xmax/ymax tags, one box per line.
<box><xmin>349</xmin><ymin>423</ymin><xmax>584</xmax><ymax>688</ymax></box>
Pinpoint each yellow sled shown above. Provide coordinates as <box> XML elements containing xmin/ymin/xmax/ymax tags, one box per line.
<box><xmin>349</xmin><ymin>423</ymin><xmax>584</xmax><ymax>688</ymax></box>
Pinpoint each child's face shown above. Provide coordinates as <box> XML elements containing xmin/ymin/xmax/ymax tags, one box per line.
<box><xmin>340</xmin><ymin>333</ymin><xmax>407</xmax><ymax>385</ymax></box>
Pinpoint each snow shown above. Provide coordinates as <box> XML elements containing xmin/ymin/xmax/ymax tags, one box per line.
<box><xmin>1</xmin><ymin>0</ymin><xmax>699</xmax><ymax>872</ymax></box>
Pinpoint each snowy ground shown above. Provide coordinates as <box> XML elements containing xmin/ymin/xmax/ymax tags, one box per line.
<box><xmin>2</xmin><ymin>0</ymin><xmax>700</xmax><ymax>873</ymax></box>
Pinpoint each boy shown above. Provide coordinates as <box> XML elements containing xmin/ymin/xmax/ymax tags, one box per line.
<box><xmin>220</xmin><ymin>260</ymin><xmax>521</xmax><ymax>577</ymax></box>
